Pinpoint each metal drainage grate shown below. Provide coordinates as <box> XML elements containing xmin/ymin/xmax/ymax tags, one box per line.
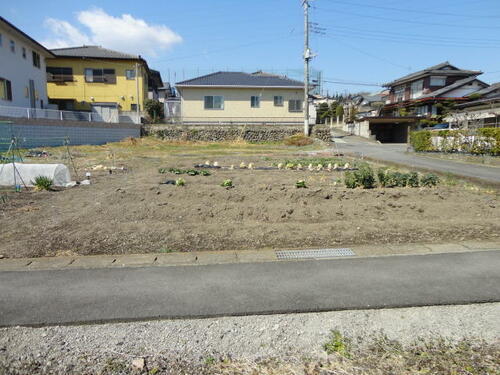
<box><xmin>275</xmin><ymin>248</ymin><xmax>356</xmax><ymax>260</ymax></box>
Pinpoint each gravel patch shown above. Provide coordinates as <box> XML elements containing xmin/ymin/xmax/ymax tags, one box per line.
<box><xmin>0</xmin><ymin>303</ymin><xmax>498</xmax><ymax>374</ymax></box>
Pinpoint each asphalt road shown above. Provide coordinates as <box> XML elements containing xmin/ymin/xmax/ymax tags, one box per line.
<box><xmin>1</xmin><ymin>251</ymin><xmax>499</xmax><ymax>326</ymax></box>
<box><xmin>333</xmin><ymin>135</ymin><xmax>500</xmax><ymax>184</ymax></box>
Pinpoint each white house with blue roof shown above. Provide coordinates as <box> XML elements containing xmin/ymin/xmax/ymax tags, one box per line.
<box><xmin>176</xmin><ymin>71</ymin><xmax>304</xmax><ymax>124</ymax></box>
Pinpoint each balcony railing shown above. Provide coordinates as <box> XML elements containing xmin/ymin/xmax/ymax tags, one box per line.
<box><xmin>0</xmin><ymin>105</ymin><xmax>103</xmax><ymax>122</ymax></box>
<box><xmin>46</xmin><ymin>74</ymin><xmax>74</xmax><ymax>82</ymax></box>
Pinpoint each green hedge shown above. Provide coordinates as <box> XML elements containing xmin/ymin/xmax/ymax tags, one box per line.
<box><xmin>409</xmin><ymin>131</ymin><xmax>433</xmax><ymax>152</ymax></box>
<box><xmin>409</xmin><ymin>128</ymin><xmax>499</xmax><ymax>155</ymax></box>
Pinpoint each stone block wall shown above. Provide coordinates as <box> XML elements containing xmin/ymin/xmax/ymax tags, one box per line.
<box><xmin>144</xmin><ymin>124</ymin><xmax>331</xmax><ymax>143</ymax></box>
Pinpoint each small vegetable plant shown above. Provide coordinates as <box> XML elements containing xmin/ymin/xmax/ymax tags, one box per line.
<box><xmin>200</xmin><ymin>170</ymin><xmax>211</xmax><ymax>176</ymax></box>
<box><xmin>175</xmin><ymin>178</ymin><xmax>185</xmax><ymax>186</ymax></box>
<box><xmin>32</xmin><ymin>176</ymin><xmax>53</xmax><ymax>191</ymax></box>
<box><xmin>344</xmin><ymin>171</ymin><xmax>359</xmax><ymax>189</ymax></box>
<box><xmin>221</xmin><ymin>179</ymin><xmax>233</xmax><ymax>187</ymax></box>
<box><xmin>421</xmin><ymin>173</ymin><xmax>440</xmax><ymax>187</ymax></box>
<box><xmin>408</xmin><ymin>172</ymin><xmax>420</xmax><ymax>187</ymax></box>
<box><xmin>296</xmin><ymin>180</ymin><xmax>307</xmax><ymax>188</ymax></box>
<box><xmin>353</xmin><ymin>165</ymin><xmax>376</xmax><ymax>189</ymax></box>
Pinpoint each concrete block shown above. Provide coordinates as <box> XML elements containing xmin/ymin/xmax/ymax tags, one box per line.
<box><xmin>194</xmin><ymin>251</ymin><xmax>238</xmax><ymax>265</ymax></box>
<box><xmin>28</xmin><ymin>257</ymin><xmax>75</xmax><ymax>270</ymax></box>
<box><xmin>425</xmin><ymin>243</ymin><xmax>469</xmax><ymax>253</ymax></box>
<box><xmin>110</xmin><ymin>254</ymin><xmax>157</xmax><ymax>268</ymax></box>
<box><xmin>66</xmin><ymin>255</ymin><xmax>118</xmax><ymax>269</ymax></box>
<box><xmin>0</xmin><ymin>258</ymin><xmax>32</xmax><ymax>272</ymax></box>
<box><xmin>236</xmin><ymin>250</ymin><xmax>278</xmax><ymax>263</ymax></box>
<box><xmin>154</xmin><ymin>252</ymin><xmax>198</xmax><ymax>266</ymax></box>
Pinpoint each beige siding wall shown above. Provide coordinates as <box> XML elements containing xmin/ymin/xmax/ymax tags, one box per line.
<box><xmin>178</xmin><ymin>87</ymin><xmax>303</xmax><ymax>122</ymax></box>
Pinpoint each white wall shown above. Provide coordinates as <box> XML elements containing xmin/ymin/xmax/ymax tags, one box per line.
<box><xmin>443</xmin><ymin>81</ymin><xmax>486</xmax><ymax>98</ymax></box>
<box><xmin>0</xmin><ymin>25</ymin><xmax>49</xmax><ymax>109</ymax></box>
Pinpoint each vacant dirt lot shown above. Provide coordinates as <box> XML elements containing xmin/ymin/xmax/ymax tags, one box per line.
<box><xmin>0</xmin><ymin>139</ymin><xmax>498</xmax><ymax>258</ymax></box>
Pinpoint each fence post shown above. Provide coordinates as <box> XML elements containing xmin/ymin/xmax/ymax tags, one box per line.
<box><xmin>60</xmin><ymin>111</ymin><xmax>63</xmax><ymax>121</ymax></box>
<box><xmin>27</xmin><ymin>108</ymin><xmax>30</xmax><ymax>119</ymax></box>
<box><xmin>89</xmin><ymin>113</ymin><xmax>92</xmax><ymax>122</ymax></box>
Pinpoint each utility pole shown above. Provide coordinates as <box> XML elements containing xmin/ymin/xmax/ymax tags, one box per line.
<box><xmin>135</xmin><ymin>62</ymin><xmax>140</xmax><ymax>124</ymax></box>
<box><xmin>303</xmin><ymin>0</ymin><xmax>310</xmax><ymax>135</ymax></box>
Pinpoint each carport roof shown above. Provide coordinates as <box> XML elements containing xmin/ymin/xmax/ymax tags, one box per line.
<box><xmin>359</xmin><ymin>116</ymin><xmax>420</xmax><ymax>123</ymax></box>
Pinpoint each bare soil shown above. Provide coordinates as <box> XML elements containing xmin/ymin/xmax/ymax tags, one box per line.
<box><xmin>0</xmin><ymin>142</ymin><xmax>499</xmax><ymax>258</ymax></box>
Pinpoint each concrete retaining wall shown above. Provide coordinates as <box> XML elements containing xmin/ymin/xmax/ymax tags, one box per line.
<box><xmin>0</xmin><ymin>117</ymin><xmax>141</xmax><ymax>151</ymax></box>
<box><xmin>144</xmin><ymin>124</ymin><xmax>331</xmax><ymax>143</ymax></box>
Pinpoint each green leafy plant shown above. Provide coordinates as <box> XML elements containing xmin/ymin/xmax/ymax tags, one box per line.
<box><xmin>32</xmin><ymin>176</ymin><xmax>53</xmax><ymax>191</ymax></box>
<box><xmin>158</xmin><ymin>168</ymin><xmax>167</xmax><ymax>174</ymax></box>
<box><xmin>200</xmin><ymin>170</ymin><xmax>211</xmax><ymax>176</ymax></box>
<box><xmin>410</xmin><ymin>130</ymin><xmax>434</xmax><ymax>152</ymax></box>
<box><xmin>377</xmin><ymin>168</ymin><xmax>388</xmax><ymax>187</ymax></box>
<box><xmin>323</xmin><ymin>330</ymin><xmax>351</xmax><ymax>358</ymax></box>
<box><xmin>354</xmin><ymin>165</ymin><xmax>376</xmax><ymax>189</ymax></box>
<box><xmin>168</xmin><ymin>168</ymin><xmax>184</xmax><ymax>174</ymax></box>
<box><xmin>421</xmin><ymin>173</ymin><xmax>440</xmax><ymax>187</ymax></box>
<box><xmin>344</xmin><ymin>171</ymin><xmax>358</xmax><ymax>189</ymax></box>
<box><xmin>295</xmin><ymin>180</ymin><xmax>307</xmax><ymax>188</ymax></box>
<box><xmin>408</xmin><ymin>172</ymin><xmax>420</xmax><ymax>187</ymax></box>
<box><xmin>144</xmin><ymin>99</ymin><xmax>164</xmax><ymax>123</ymax></box>
<box><xmin>394</xmin><ymin>172</ymin><xmax>409</xmax><ymax>187</ymax></box>
<box><xmin>205</xmin><ymin>356</ymin><xmax>216</xmax><ymax>365</ymax></box>
<box><xmin>221</xmin><ymin>179</ymin><xmax>233</xmax><ymax>187</ymax></box>
<box><xmin>186</xmin><ymin>169</ymin><xmax>199</xmax><ymax>176</ymax></box>
<box><xmin>175</xmin><ymin>178</ymin><xmax>185</xmax><ymax>186</ymax></box>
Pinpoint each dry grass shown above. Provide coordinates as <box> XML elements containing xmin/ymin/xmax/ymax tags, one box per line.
<box><xmin>6</xmin><ymin>335</ymin><xmax>494</xmax><ymax>375</ymax></box>
<box><xmin>284</xmin><ymin>134</ymin><xmax>315</xmax><ymax>146</ymax></box>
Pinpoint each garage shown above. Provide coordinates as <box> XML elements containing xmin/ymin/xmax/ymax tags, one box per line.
<box><xmin>364</xmin><ymin>117</ymin><xmax>419</xmax><ymax>143</ymax></box>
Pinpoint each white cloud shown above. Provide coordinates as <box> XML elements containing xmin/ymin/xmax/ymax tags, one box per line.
<box><xmin>42</xmin><ymin>8</ymin><xmax>182</xmax><ymax>56</ymax></box>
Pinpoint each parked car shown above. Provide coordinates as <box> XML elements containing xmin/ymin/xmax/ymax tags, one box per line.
<box><xmin>429</xmin><ymin>123</ymin><xmax>450</xmax><ymax>130</ymax></box>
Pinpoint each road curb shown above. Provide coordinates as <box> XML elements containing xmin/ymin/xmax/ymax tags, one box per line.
<box><xmin>0</xmin><ymin>241</ymin><xmax>499</xmax><ymax>272</ymax></box>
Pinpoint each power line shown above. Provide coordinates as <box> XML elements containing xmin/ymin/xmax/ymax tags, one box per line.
<box><xmin>321</xmin><ymin>31</ymin><xmax>500</xmax><ymax>49</ymax></box>
<box><xmin>323</xmin><ymin>25</ymin><xmax>500</xmax><ymax>44</ymax></box>
<box><xmin>149</xmin><ymin>33</ymin><xmax>300</xmax><ymax>63</ymax></box>
<box><xmin>322</xmin><ymin>0</ymin><xmax>500</xmax><ymax>19</ymax></box>
<box><xmin>313</xmin><ymin>6</ymin><xmax>500</xmax><ymax>30</ymax></box>
<box><xmin>323</xmin><ymin>79</ymin><xmax>382</xmax><ymax>87</ymax></box>
<box><xmin>323</xmin><ymin>36</ymin><xmax>412</xmax><ymax>71</ymax></box>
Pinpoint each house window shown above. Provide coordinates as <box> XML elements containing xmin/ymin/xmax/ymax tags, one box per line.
<box><xmin>0</xmin><ymin>78</ymin><xmax>13</xmax><ymax>101</ymax></box>
<box><xmin>131</xmin><ymin>104</ymin><xmax>140</xmax><ymax>111</ymax></box>
<box><xmin>204</xmin><ymin>95</ymin><xmax>224</xmax><ymax>110</ymax></box>
<box><xmin>126</xmin><ymin>69</ymin><xmax>136</xmax><ymax>80</ymax></box>
<box><xmin>84</xmin><ymin>68</ymin><xmax>116</xmax><ymax>83</ymax></box>
<box><xmin>430</xmin><ymin>76</ymin><xmax>446</xmax><ymax>86</ymax></box>
<box><xmin>394</xmin><ymin>85</ymin><xmax>405</xmax><ymax>102</ymax></box>
<box><xmin>274</xmin><ymin>96</ymin><xmax>283</xmax><ymax>106</ymax></box>
<box><xmin>32</xmin><ymin>51</ymin><xmax>41</xmax><ymax>68</ymax></box>
<box><xmin>250</xmin><ymin>95</ymin><xmax>260</xmax><ymax>108</ymax></box>
<box><xmin>410</xmin><ymin>80</ymin><xmax>423</xmax><ymax>99</ymax></box>
<box><xmin>416</xmin><ymin>105</ymin><xmax>428</xmax><ymax>116</ymax></box>
<box><xmin>10</xmin><ymin>40</ymin><xmax>15</xmax><ymax>53</ymax></box>
<box><xmin>288</xmin><ymin>99</ymin><xmax>302</xmax><ymax>112</ymax></box>
<box><xmin>22</xmin><ymin>47</ymin><xmax>26</xmax><ymax>59</ymax></box>
<box><xmin>46</xmin><ymin>67</ymin><xmax>73</xmax><ymax>82</ymax></box>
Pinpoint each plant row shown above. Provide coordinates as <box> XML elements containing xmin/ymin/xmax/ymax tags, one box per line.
<box><xmin>159</xmin><ymin>168</ymin><xmax>210</xmax><ymax>176</ymax></box>
<box><xmin>344</xmin><ymin>166</ymin><xmax>439</xmax><ymax>189</ymax></box>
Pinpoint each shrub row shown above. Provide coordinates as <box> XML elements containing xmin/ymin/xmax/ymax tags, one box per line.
<box><xmin>409</xmin><ymin>128</ymin><xmax>500</xmax><ymax>155</ymax></box>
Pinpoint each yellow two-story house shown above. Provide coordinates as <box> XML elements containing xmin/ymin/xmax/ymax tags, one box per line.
<box><xmin>46</xmin><ymin>45</ymin><xmax>149</xmax><ymax>116</ymax></box>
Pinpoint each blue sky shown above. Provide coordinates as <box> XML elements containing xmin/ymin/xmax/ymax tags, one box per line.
<box><xmin>4</xmin><ymin>0</ymin><xmax>500</xmax><ymax>94</ymax></box>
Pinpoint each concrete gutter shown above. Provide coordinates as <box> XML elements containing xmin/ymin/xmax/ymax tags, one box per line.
<box><xmin>1</xmin><ymin>241</ymin><xmax>498</xmax><ymax>272</ymax></box>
